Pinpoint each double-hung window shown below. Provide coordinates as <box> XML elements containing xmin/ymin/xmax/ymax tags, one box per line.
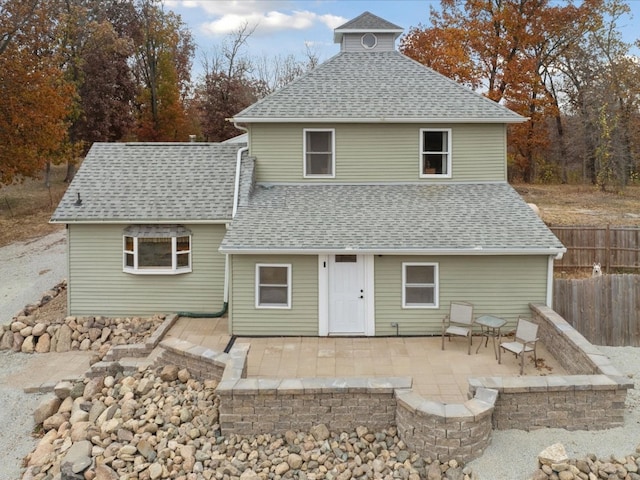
<box><xmin>256</xmin><ymin>264</ymin><xmax>291</xmax><ymax>308</ymax></box>
<box><xmin>402</xmin><ymin>263</ymin><xmax>438</xmax><ymax>308</ymax></box>
<box><xmin>123</xmin><ymin>225</ymin><xmax>191</xmax><ymax>274</ymax></box>
<box><xmin>304</xmin><ymin>128</ymin><xmax>335</xmax><ymax>177</ymax></box>
<box><xmin>420</xmin><ymin>129</ymin><xmax>451</xmax><ymax>177</ymax></box>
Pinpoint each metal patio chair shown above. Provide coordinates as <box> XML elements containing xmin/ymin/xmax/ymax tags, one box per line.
<box><xmin>441</xmin><ymin>301</ymin><xmax>475</xmax><ymax>355</ymax></box>
<box><xmin>498</xmin><ymin>317</ymin><xmax>539</xmax><ymax>375</ymax></box>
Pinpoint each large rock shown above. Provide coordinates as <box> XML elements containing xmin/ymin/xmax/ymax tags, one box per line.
<box><xmin>62</xmin><ymin>440</ymin><xmax>92</xmax><ymax>474</ymax></box>
<box><xmin>310</xmin><ymin>424</ymin><xmax>330</xmax><ymax>441</ymax></box>
<box><xmin>29</xmin><ymin>440</ymin><xmax>55</xmax><ymax>467</ymax></box>
<box><xmin>56</xmin><ymin>324</ymin><xmax>72</xmax><ymax>352</ymax></box>
<box><xmin>35</xmin><ymin>333</ymin><xmax>51</xmax><ymax>352</ymax></box>
<box><xmin>12</xmin><ymin>332</ymin><xmax>24</xmax><ymax>352</ymax></box>
<box><xmin>21</xmin><ymin>335</ymin><xmax>35</xmax><ymax>353</ymax></box>
<box><xmin>32</xmin><ymin>322</ymin><xmax>48</xmax><ymax>337</ymax></box>
<box><xmin>0</xmin><ymin>330</ymin><xmax>13</xmax><ymax>350</ymax></box>
<box><xmin>160</xmin><ymin>365</ymin><xmax>179</xmax><ymax>382</ymax></box>
<box><xmin>539</xmin><ymin>443</ymin><xmax>569</xmax><ymax>466</ymax></box>
<box><xmin>55</xmin><ymin>381</ymin><xmax>74</xmax><ymax>399</ymax></box>
<box><xmin>43</xmin><ymin>412</ymin><xmax>68</xmax><ymax>431</ymax></box>
<box><xmin>34</xmin><ymin>396</ymin><xmax>62</xmax><ymax>425</ymax></box>
<box><xmin>95</xmin><ymin>464</ymin><xmax>119</xmax><ymax>480</ymax></box>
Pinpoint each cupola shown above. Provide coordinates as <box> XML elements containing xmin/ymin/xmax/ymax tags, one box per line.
<box><xmin>333</xmin><ymin>11</ymin><xmax>403</xmax><ymax>53</ymax></box>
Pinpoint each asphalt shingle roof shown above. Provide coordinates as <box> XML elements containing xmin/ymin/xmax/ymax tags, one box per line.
<box><xmin>233</xmin><ymin>51</ymin><xmax>524</xmax><ymax>122</ymax></box>
<box><xmin>220</xmin><ymin>183</ymin><xmax>564</xmax><ymax>253</ymax></box>
<box><xmin>51</xmin><ymin>142</ymin><xmax>244</xmax><ymax>223</ymax></box>
<box><xmin>334</xmin><ymin>11</ymin><xmax>403</xmax><ymax>31</ymax></box>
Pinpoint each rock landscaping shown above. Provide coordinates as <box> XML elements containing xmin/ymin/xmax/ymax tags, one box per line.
<box><xmin>530</xmin><ymin>442</ymin><xmax>640</xmax><ymax>480</ymax></box>
<box><xmin>0</xmin><ymin>281</ymin><xmax>165</xmax><ymax>362</ymax></box>
<box><xmin>24</xmin><ymin>364</ymin><xmax>476</xmax><ymax>480</ymax></box>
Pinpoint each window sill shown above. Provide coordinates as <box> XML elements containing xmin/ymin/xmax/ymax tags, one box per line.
<box><xmin>255</xmin><ymin>304</ymin><xmax>292</xmax><ymax>310</ymax></box>
<box><xmin>123</xmin><ymin>267</ymin><xmax>192</xmax><ymax>275</ymax></box>
<box><xmin>402</xmin><ymin>304</ymin><xmax>439</xmax><ymax>309</ymax></box>
<box><xmin>419</xmin><ymin>174</ymin><xmax>451</xmax><ymax>179</ymax></box>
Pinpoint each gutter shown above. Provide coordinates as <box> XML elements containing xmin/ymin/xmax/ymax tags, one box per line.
<box><xmin>219</xmin><ymin>247</ymin><xmax>568</xmax><ymax>256</ymax></box>
<box><xmin>231</xmin><ymin>116</ymin><xmax>527</xmax><ymax>124</ymax></box>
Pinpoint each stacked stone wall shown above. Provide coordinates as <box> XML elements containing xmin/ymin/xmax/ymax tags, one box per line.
<box><xmin>468</xmin><ymin>304</ymin><xmax>633</xmax><ymax>431</ymax></box>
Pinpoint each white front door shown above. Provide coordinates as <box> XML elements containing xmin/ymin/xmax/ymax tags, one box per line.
<box><xmin>328</xmin><ymin>254</ymin><xmax>366</xmax><ymax>334</ymax></box>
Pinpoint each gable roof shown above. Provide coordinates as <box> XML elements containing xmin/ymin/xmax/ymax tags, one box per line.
<box><xmin>220</xmin><ymin>183</ymin><xmax>565</xmax><ymax>255</ymax></box>
<box><xmin>233</xmin><ymin>51</ymin><xmax>525</xmax><ymax>123</ymax></box>
<box><xmin>333</xmin><ymin>11</ymin><xmax>403</xmax><ymax>43</ymax></box>
<box><xmin>51</xmin><ymin>142</ymin><xmax>245</xmax><ymax>223</ymax></box>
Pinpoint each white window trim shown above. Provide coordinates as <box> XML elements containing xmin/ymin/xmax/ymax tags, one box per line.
<box><xmin>123</xmin><ymin>235</ymin><xmax>192</xmax><ymax>275</ymax></box>
<box><xmin>361</xmin><ymin>33</ymin><xmax>377</xmax><ymax>49</ymax></box>
<box><xmin>419</xmin><ymin>128</ymin><xmax>452</xmax><ymax>179</ymax></box>
<box><xmin>303</xmin><ymin>128</ymin><xmax>336</xmax><ymax>178</ymax></box>
<box><xmin>402</xmin><ymin>262</ymin><xmax>439</xmax><ymax>309</ymax></box>
<box><xmin>255</xmin><ymin>263</ymin><xmax>292</xmax><ymax>309</ymax></box>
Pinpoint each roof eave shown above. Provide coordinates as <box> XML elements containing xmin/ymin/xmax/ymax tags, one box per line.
<box><xmin>333</xmin><ymin>28</ymin><xmax>403</xmax><ymax>43</ymax></box>
<box><xmin>232</xmin><ymin>116</ymin><xmax>528</xmax><ymax>124</ymax></box>
<box><xmin>219</xmin><ymin>247</ymin><xmax>566</xmax><ymax>255</ymax></box>
<box><xmin>50</xmin><ymin>218</ymin><xmax>231</xmax><ymax>225</ymax></box>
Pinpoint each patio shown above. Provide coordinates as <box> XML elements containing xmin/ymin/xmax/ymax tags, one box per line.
<box><xmin>166</xmin><ymin>316</ymin><xmax>566</xmax><ymax>403</ymax></box>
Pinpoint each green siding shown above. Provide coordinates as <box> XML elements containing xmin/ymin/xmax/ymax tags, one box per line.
<box><xmin>229</xmin><ymin>255</ymin><xmax>318</xmax><ymax>336</ymax></box>
<box><xmin>374</xmin><ymin>255</ymin><xmax>549</xmax><ymax>336</ymax></box>
<box><xmin>249</xmin><ymin>123</ymin><xmax>506</xmax><ymax>183</ymax></box>
<box><xmin>67</xmin><ymin>224</ymin><xmax>226</xmax><ymax>316</ymax></box>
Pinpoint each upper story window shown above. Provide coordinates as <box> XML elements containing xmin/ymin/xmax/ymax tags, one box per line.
<box><xmin>304</xmin><ymin>128</ymin><xmax>335</xmax><ymax>178</ymax></box>
<box><xmin>361</xmin><ymin>33</ymin><xmax>377</xmax><ymax>49</ymax></box>
<box><xmin>420</xmin><ymin>129</ymin><xmax>452</xmax><ymax>178</ymax></box>
<box><xmin>123</xmin><ymin>225</ymin><xmax>191</xmax><ymax>275</ymax></box>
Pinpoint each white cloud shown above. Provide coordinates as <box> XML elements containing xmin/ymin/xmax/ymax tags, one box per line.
<box><xmin>166</xmin><ymin>1</ymin><xmax>347</xmax><ymax>37</ymax></box>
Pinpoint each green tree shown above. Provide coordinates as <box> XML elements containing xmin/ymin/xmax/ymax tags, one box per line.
<box><xmin>131</xmin><ymin>0</ymin><xmax>194</xmax><ymax>141</ymax></box>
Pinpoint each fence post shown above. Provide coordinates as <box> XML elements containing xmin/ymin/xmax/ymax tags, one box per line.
<box><xmin>605</xmin><ymin>224</ymin><xmax>610</xmax><ymax>273</ymax></box>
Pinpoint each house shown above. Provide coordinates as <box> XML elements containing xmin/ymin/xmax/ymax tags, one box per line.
<box><xmin>51</xmin><ymin>12</ymin><xmax>565</xmax><ymax>336</ymax></box>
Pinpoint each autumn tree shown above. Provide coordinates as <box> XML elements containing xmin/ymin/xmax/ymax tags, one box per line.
<box><xmin>556</xmin><ymin>0</ymin><xmax>639</xmax><ymax>188</ymax></box>
<box><xmin>53</xmin><ymin>0</ymin><xmax>138</xmax><ymax>182</ymax></box>
<box><xmin>400</xmin><ymin>0</ymin><xmax>607</xmax><ymax>183</ymax></box>
<box><xmin>0</xmin><ymin>0</ymin><xmax>73</xmax><ymax>186</ymax></box>
<box><xmin>130</xmin><ymin>0</ymin><xmax>195</xmax><ymax>141</ymax></box>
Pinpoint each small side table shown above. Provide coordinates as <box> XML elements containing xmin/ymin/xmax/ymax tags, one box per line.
<box><xmin>476</xmin><ymin>315</ymin><xmax>507</xmax><ymax>359</ymax></box>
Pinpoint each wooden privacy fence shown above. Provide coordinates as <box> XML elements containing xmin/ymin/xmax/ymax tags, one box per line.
<box><xmin>553</xmin><ymin>274</ymin><xmax>640</xmax><ymax>346</ymax></box>
<box><xmin>551</xmin><ymin>225</ymin><xmax>640</xmax><ymax>272</ymax></box>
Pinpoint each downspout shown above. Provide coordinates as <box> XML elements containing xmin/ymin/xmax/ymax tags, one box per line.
<box><xmin>546</xmin><ymin>255</ymin><xmax>555</xmax><ymax>308</ymax></box>
<box><xmin>176</xmin><ymin>140</ymin><xmax>248</xmax><ymax>319</ymax></box>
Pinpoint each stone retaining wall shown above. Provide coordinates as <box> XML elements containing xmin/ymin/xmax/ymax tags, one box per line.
<box><xmin>216</xmin><ymin>377</ymin><xmax>408</xmax><ymax>435</ymax></box>
<box><xmin>395</xmin><ymin>388</ymin><xmax>496</xmax><ymax>462</ymax></box>
<box><xmin>468</xmin><ymin>304</ymin><xmax>633</xmax><ymax>431</ymax></box>
<box><xmin>154</xmin><ymin>336</ymin><xmax>499</xmax><ymax>463</ymax></box>
<box><xmin>153</xmin><ymin>336</ymin><xmax>248</xmax><ymax>381</ymax></box>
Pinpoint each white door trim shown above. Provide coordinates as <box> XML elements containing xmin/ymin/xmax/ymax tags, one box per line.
<box><xmin>318</xmin><ymin>254</ymin><xmax>374</xmax><ymax>336</ymax></box>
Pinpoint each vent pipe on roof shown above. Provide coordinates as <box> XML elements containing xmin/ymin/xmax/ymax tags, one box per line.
<box><xmin>189</xmin><ymin>135</ymin><xmax>196</xmax><ymax>142</ymax></box>
<box><xmin>74</xmin><ymin>192</ymin><xmax>82</xmax><ymax>206</ymax></box>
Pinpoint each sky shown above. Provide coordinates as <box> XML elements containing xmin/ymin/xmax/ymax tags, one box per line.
<box><xmin>165</xmin><ymin>0</ymin><xmax>640</xmax><ymax>78</ymax></box>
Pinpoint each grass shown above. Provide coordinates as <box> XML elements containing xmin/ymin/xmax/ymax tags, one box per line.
<box><xmin>0</xmin><ymin>164</ymin><xmax>68</xmax><ymax>247</ymax></box>
<box><xmin>514</xmin><ymin>183</ymin><xmax>640</xmax><ymax>227</ymax></box>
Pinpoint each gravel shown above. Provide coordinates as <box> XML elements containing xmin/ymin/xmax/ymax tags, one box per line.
<box><xmin>0</xmin><ymin>351</ymin><xmax>44</xmax><ymax>480</ymax></box>
<box><xmin>0</xmin><ymin>229</ymin><xmax>67</xmax><ymax>325</ymax></box>
<box><xmin>467</xmin><ymin>345</ymin><xmax>640</xmax><ymax>479</ymax></box>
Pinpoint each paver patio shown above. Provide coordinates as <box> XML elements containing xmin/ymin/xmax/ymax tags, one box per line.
<box><xmin>166</xmin><ymin>316</ymin><xmax>566</xmax><ymax>403</ymax></box>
